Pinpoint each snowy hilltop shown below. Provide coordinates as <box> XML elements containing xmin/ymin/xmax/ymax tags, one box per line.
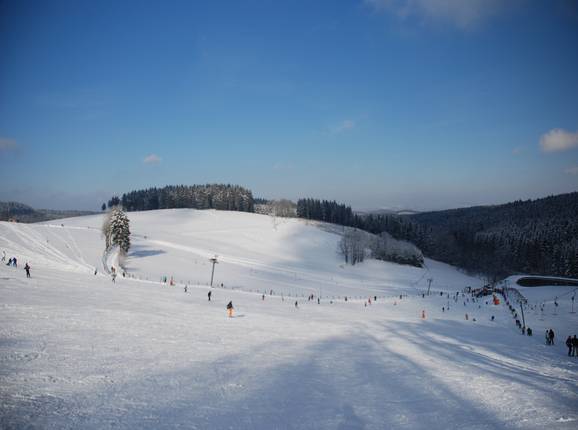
<box><xmin>1</xmin><ymin>209</ymin><xmax>577</xmax><ymax>429</ymax></box>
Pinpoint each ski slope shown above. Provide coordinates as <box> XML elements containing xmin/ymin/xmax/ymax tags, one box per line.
<box><xmin>1</xmin><ymin>210</ymin><xmax>577</xmax><ymax>429</ymax></box>
<box><xmin>0</xmin><ymin>209</ymin><xmax>482</xmax><ymax>298</ymax></box>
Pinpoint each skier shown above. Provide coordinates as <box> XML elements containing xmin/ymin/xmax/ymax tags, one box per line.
<box><xmin>545</xmin><ymin>330</ymin><xmax>551</xmax><ymax>345</ymax></box>
<box><xmin>549</xmin><ymin>329</ymin><xmax>555</xmax><ymax>345</ymax></box>
<box><xmin>24</xmin><ymin>263</ymin><xmax>30</xmax><ymax>278</ymax></box>
<box><xmin>1</xmin><ymin>250</ymin><xmax>5</xmax><ymax>262</ymax></box>
<box><xmin>184</xmin><ymin>285</ymin><xmax>188</xmax><ymax>293</ymax></box>
<box><xmin>12</xmin><ymin>257</ymin><xmax>17</xmax><ymax>268</ymax></box>
<box><xmin>295</xmin><ymin>301</ymin><xmax>298</xmax><ymax>308</ymax></box>
<box><xmin>6</xmin><ymin>258</ymin><xmax>12</xmax><ymax>266</ymax></box>
<box><xmin>111</xmin><ymin>271</ymin><xmax>117</xmax><ymax>283</ymax></box>
<box><xmin>566</xmin><ymin>336</ymin><xmax>573</xmax><ymax>356</ymax></box>
<box><xmin>262</xmin><ymin>294</ymin><xmax>265</xmax><ymax>301</ymax></box>
<box><xmin>208</xmin><ymin>291</ymin><xmax>212</xmax><ymax>301</ymax></box>
<box><xmin>226</xmin><ymin>301</ymin><xmax>234</xmax><ymax>318</ymax></box>
<box><xmin>572</xmin><ymin>335</ymin><xmax>578</xmax><ymax>357</ymax></box>
<box><xmin>94</xmin><ymin>268</ymin><xmax>98</xmax><ymax>275</ymax></box>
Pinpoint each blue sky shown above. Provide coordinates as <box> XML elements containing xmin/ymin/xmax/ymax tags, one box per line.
<box><xmin>0</xmin><ymin>0</ymin><xmax>577</xmax><ymax>211</ymax></box>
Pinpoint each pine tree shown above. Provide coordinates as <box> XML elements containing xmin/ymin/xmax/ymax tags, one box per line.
<box><xmin>108</xmin><ymin>207</ymin><xmax>131</xmax><ymax>254</ymax></box>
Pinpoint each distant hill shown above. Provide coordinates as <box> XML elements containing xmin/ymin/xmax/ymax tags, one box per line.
<box><xmin>356</xmin><ymin>208</ymin><xmax>422</xmax><ymax>216</ymax></box>
<box><xmin>0</xmin><ymin>201</ymin><xmax>97</xmax><ymax>223</ymax></box>
<box><xmin>399</xmin><ymin>192</ymin><xmax>578</xmax><ymax>279</ymax></box>
<box><xmin>296</xmin><ymin>192</ymin><xmax>578</xmax><ymax>279</ymax></box>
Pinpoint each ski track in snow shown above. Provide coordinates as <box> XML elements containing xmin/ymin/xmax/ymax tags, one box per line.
<box><xmin>1</xmin><ymin>210</ymin><xmax>577</xmax><ymax>430</ymax></box>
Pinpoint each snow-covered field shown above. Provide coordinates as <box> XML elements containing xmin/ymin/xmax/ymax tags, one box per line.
<box><xmin>1</xmin><ymin>209</ymin><xmax>577</xmax><ymax>429</ymax></box>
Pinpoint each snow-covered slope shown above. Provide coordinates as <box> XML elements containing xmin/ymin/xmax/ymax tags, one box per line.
<box><xmin>1</xmin><ymin>210</ymin><xmax>577</xmax><ymax>429</ymax></box>
<box><xmin>1</xmin><ymin>209</ymin><xmax>481</xmax><ymax>298</ymax></box>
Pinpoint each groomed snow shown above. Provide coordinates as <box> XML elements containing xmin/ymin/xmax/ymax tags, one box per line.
<box><xmin>1</xmin><ymin>209</ymin><xmax>577</xmax><ymax>429</ymax></box>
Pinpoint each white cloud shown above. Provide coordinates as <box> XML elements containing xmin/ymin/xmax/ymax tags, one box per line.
<box><xmin>0</xmin><ymin>137</ymin><xmax>18</xmax><ymax>153</ymax></box>
<box><xmin>539</xmin><ymin>128</ymin><xmax>578</xmax><ymax>152</ymax></box>
<box><xmin>332</xmin><ymin>119</ymin><xmax>356</xmax><ymax>134</ymax></box>
<box><xmin>143</xmin><ymin>154</ymin><xmax>161</xmax><ymax>164</ymax></box>
<box><xmin>365</xmin><ymin>0</ymin><xmax>505</xmax><ymax>30</ymax></box>
<box><xmin>565</xmin><ymin>166</ymin><xmax>578</xmax><ymax>175</ymax></box>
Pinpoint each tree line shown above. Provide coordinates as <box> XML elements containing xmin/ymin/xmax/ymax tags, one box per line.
<box><xmin>296</xmin><ymin>193</ymin><xmax>578</xmax><ymax>279</ymax></box>
<box><xmin>404</xmin><ymin>192</ymin><xmax>578</xmax><ymax>279</ymax></box>
<box><xmin>108</xmin><ymin>184</ymin><xmax>254</xmax><ymax>213</ymax></box>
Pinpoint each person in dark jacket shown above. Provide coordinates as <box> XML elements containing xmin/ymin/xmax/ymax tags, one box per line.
<box><xmin>208</xmin><ymin>291</ymin><xmax>212</xmax><ymax>301</ymax></box>
<box><xmin>24</xmin><ymin>263</ymin><xmax>31</xmax><ymax>278</ymax></box>
<box><xmin>566</xmin><ymin>336</ymin><xmax>573</xmax><ymax>356</ymax></box>
<box><xmin>549</xmin><ymin>329</ymin><xmax>555</xmax><ymax>345</ymax></box>
<box><xmin>572</xmin><ymin>335</ymin><xmax>578</xmax><ymax>357</ymax></box>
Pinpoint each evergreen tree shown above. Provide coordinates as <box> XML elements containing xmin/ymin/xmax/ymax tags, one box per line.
<box><xmin>108</xmin><ymin>207</ymin><xmax>131</xmax><ymax>254</ymax></box>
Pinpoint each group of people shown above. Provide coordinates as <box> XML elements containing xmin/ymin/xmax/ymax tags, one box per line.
<box><xmin>3</xmin><ymin>251</ymin><xmax>17</xmax><ymax>267</ymax></box>
<box><xmin>2</xmin><ymin>251</ymin><xmax>30</xmax><ymax>277</ymax></box>
<box><xmin>565</xmin><ymin>335</ymin><xmax>578</xmax><ymax>356</ymax></box>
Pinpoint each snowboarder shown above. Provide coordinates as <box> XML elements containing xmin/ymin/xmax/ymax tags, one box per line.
<box><xmin>226</xmin><ymin>301</ymin><xmax>234</xmax><ymax>318</ymax></box>
<box><xmin>548</xmin><ymin>329</ymin><xmax>555</xmax><ymax>345</ymax></box>
<box><xmin>24</xmin><ymin>263</ymin><xmax>30</xmax><ymax>278</ymax></box>
<box><xmin>566</xmin><ymin>336</ymin><xmax>573</xmax><ymax>356</ymax></box>
<box><xmin>208</xmin><ymin>291</ymin><xmax>212</xmax><ymax>301</ymax></box>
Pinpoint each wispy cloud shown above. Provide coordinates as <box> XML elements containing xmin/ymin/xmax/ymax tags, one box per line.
<box><xmin>539</xmin><ymin>128</ymin><xmax>578</xmax><ymax>152</ymax></box>
<box><xmin>565</xmin><ymin>166</ymin><xmax>578</xmax><ymax>175</ymax></box>
<box><xmin>331</xmin><ymin>119</ymin><xmax>356</xmax><ymax>134</ymax></box>
<box><xmin>143</xmin><ymin>154</ymin><xmax>162</xmax><ymax>164</ymax></box>
<box><xmin>365</xmin><ymin>0</ymin><xmax>506</xmax><ymax>30</ymax></box>
<box><xmin>0</xmin><ymin>137</ymin><xmax>18</xmax><ymax>154</ymax></box>
<box><xmin>512</xmin><ymin>146</ymin><xmax>524</xmax><ymax>156</ymax></box>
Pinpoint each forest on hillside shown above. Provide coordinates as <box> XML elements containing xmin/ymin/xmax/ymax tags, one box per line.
<box><xmin>113</xmin><ymin>184</ymin><xmax>254</xmax><ymax>213</ymax></box>
<box><xmin>0</xmin><ymin>201</ymin><xmax>95</xmax><ymax>223</ymax></box>
<box><xmin>296</xmin><ymin>193</ymin><xmax>578</xmax><ymax>279</ymax></box>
